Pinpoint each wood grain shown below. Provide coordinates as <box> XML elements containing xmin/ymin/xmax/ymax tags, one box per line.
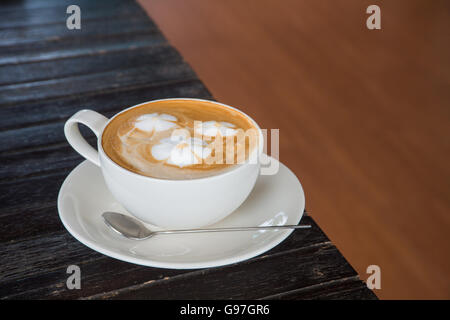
<box><xmin>0</xmin><ymin>80</ymin><xmax>210</xmax><ymax>131</ymax></box>
<box><xmin>0</xmin><ymin>0</ymin><xmax>145</xmax><ymax>29</ymax></box>
<box><xmin>0</xmin><ymin>15</ymin><xmax>154</xmax><ymax>48</ymax></box>
<box><xmin>84</xmin><ymin>243</ymin><xmax>357</xmax><ymax>300</ymax></box>
<box><xmin>0</xmin><ymin>32</ymin><xmax>166</xmax><ymax>66</ymax></box>
<box><xmin>0</xmin><ymin>44</ymin><xmax>183</xmax><ymax>86</ymax></box>
<box><xmin>0</xmin><ymin>64</ymin><xmax>196</xmax><ymax>107</ymax></box>
<box><xmin>138</xmin><ymin>0</ymin><xmax>450</xmax><ymax>299</ymax></box>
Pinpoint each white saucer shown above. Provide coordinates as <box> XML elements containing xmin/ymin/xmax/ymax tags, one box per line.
<box><xmin>57</xmin><ymin>157</ymin><xmax>305</xmax><ymax>269</ymax></box>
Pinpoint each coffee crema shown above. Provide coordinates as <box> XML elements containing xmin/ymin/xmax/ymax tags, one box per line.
<box><xmin>102</xmin><ymin>100</ymin><xmax>259</xmax><ymax>179</ymax></box>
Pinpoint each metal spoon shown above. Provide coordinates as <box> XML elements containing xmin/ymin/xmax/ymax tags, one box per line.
<box><xmin>102</xmin><ymin>211</ymin><xmax>311</xmax><ymax>240</ymax></box>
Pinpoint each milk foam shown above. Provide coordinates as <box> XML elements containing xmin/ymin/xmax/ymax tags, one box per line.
<box><xmin>118</xmin><ymin>114</ymin><xmax>222</xmax><ymax>169</ymax></box>
<box><xmin>195</xmin><ymin>121</ymin><xmax>237</xmax><ymax>137</ymax></box>
<box><xmin>134</xmin><ymin>113</ymin><xmax>178</xmax><ymax>132</ymax></box>
<box><xmin>151</xmin><ymin>132</ymin><xmax>212</xmax><ymax>167</ymax></box>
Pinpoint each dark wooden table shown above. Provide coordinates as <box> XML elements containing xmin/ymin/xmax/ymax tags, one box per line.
<box><xmin>0</xmin><ymin>0</ymin><xmax>376</xmax><ymax>300</ymax></box>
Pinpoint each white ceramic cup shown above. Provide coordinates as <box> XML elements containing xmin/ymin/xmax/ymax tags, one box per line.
<box><xmin>64</xmin><ymin>98</ymin><xmax>263</xmax><ymax>229</ymax></box>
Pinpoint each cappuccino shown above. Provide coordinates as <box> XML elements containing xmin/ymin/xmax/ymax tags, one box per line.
<box><xmin>102</xmin><ymin>99</ymin><xmax>259</xmax><ymax>179</ymax></box>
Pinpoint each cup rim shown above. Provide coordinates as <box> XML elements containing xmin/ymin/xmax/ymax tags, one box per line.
<box><xmin>98</xmin><ymin>98</ymin><xmax>264</xmax><ymax>183</ymax></box>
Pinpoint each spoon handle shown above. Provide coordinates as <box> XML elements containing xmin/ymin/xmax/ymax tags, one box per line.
<box><xmin>154</xmin><ymin>224</ymin><xmax>311</xmax><ymax>235</ymax></box>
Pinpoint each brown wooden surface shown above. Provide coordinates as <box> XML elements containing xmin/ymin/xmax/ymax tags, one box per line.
<box><xmin>139</xmin><ymin>0</ymin><xmax>450</xmax><ymax>299</ymax></box>
<box><xmin>0</xmin><ymin>0</ymin><xmax>376</xmax><ymax>300</ymax></box>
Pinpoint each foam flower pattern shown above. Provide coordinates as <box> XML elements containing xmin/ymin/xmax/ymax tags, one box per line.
<box><xmin>151</xmin><ymin>133</ymin><xmax>212</xmax><ymax>167</ymax></box>
<box><xmin>134</xmin><ymin>113</ymin><xmax>178</xmax><ymax>133</ymax></box>
<box><xmin>195</xmin><ymin>121</ymin><xmax>237</xmax><ymax>137</ymax></box>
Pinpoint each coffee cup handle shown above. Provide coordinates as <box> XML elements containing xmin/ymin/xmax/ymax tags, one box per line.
<box><xmin>64</xmin><ymin>110</ymin><xmax>109</xmax><ymax>167</ymax></box>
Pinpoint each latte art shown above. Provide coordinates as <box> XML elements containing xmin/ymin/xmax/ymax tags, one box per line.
<box><xmin>102</xmin><ymin>100</ymin><xmax>259</xmax><ymax>179</ymax></box>
<box><xmin>151</xmin><ymin>132</ymin><xmax>212</xmax><ymax>167</ymax></box>
<box><xmin>194</xmin><ymin>121</ymin><xmax>237</xmax><ymax>137</ymax></box>
<box><xmin>134</xmin><ymin>113</ymin><xmax>178</xmax><ymax>132</ymax></box>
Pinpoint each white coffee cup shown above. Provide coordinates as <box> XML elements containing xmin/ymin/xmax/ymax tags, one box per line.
<box><xmin>64</xmin><ymin>98</ymin><xmax>263</xmax><ymax>229</ymax></box>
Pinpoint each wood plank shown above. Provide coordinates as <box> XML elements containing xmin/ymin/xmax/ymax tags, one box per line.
<box><xmin>0</xmin><ymin>231</ymin><xmax>105</xmax><ymax>285</ymax></box>
<box><xmin>0</xmin><ymin>216</ymin><xmax>327</xmax><ymax>299</ymax></box>
<box><xmin>0</xmin><ymin>44</ymin><xmax>182</xmax><ymax>86</ymax></box>
<box><xmin>317</xmin><ymin>286</ymin><xmax>378</xmax><ymax>300</ymax></box>
<box><xmin>0</xmin><ymin>254</ymin><xmax>188</xmax><ymax>300</ymax></box>
<box><xmin>0</xmin><ymin>171</ymin><xmax>67</xmax><ymax>216</ymax></box>
<box><xmin>0</xmin><ymin>122</ymin><xmax>87</xmax><ymax>154</ymax></box>
<box><xmin>0</xmin><ymin>204</ymin><xmax>64</xmax><ymax>244</ymax></box>
<box><xmin>260</xmin><ymin>276</ymin><xmax>377</xmax><ymax>300</ymax></box>
<box><xmin>0</xmin><ymin>0</ymin><xmax>112</xmax><ymax>12</ymax></box>
<box><xmin>0</xmin><ymin>63</ymin><xmax>197</xmax><ymax>107</ymax></box>
<box><xmin>0</xmin><ymin>0</ymin><xmax>144</xmax><ymax>29</ymax></box>
<box><xmin>0</xmin><ymin>81</ymin><xmax>210</xmax><ymax>155</ymax></box>
<box><xmin>0</xmin><ymin>32</ymin><xmax>165</xmax><ymax>66</ymax></box>
<box><xmin>0</xmin><ymin>143</ymin><xmax>92</xmax><ymax>184</ymax></box>
<box><xmin>0</xmin><ymin>80</ymin><xmax>211</xmax><ymax>132</ymax></box>
<box><xmin>0</xmin><ymin>14</ymin><xmax>155</xmax><ymax>48</ymax></box>
<box><xmin>83</xmin><ymin>242</ymin><xmax>356</xmax><ymax>300</ymax></box>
